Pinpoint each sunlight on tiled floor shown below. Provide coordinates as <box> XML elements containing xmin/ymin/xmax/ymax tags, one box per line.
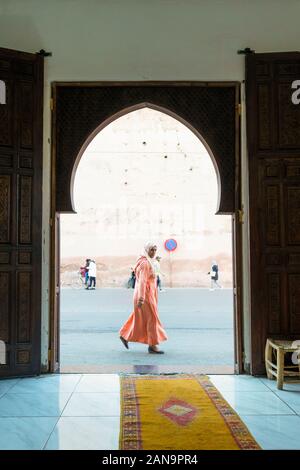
<box><xmin>0</xmin><ymin>374</ymin><xmax>299</xmax><ymax>450</ymax></box>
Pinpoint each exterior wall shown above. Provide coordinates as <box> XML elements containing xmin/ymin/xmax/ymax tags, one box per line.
<box><xmin>1</xmin><ymin>0</ymin><xmax>300</xmax><ymax>368</ymax></box>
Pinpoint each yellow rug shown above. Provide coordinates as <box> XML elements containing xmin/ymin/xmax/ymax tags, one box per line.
<box><xmin>119</xmin><ymin>375</ymin><xmax>260</xmax><ymax>450</ymax></box>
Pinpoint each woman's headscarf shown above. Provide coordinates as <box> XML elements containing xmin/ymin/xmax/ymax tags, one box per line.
<box><xmin>140</xmin><ymin>241</ymin><xmax>157</xmax><ymax>275</ymax></box>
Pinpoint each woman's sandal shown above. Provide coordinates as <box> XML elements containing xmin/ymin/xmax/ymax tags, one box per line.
<box><xmin>148</xmin><ymin>346</ymin><xmax>164</xmax><ymax>354</ymax></box>
<box><xmin>120</xmin><ymin>336</ymin><xmax>129</xmax><ymax>349</ymax></box>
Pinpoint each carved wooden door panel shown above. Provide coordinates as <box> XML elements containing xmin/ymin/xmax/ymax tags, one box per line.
<box><xmin>0</xmin><ymin>48</ymin><xmax>43</xmax><ymax>377</ymax></box>
<box><xmin>246</xmin><ymin>52</ymin><xmax>300</xmax><ymax>374</ymax></box>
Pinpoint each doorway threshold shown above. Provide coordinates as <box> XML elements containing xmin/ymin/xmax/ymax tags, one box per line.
<box><xmin>60</xmin><ymin>364</ymin><xmax>234</xmax><ymax>374</ymax></box>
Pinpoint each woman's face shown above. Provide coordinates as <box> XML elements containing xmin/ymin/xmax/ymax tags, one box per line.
<box><xmin>148</xmin><ymin>245</ymin><xmax>157</xmax><ymax>258</ymax></box>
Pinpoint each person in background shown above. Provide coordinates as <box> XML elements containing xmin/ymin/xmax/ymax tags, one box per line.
<box><xmin>86</xmin><ymin>259</ymin><xmax>97</xmax><ymax>290</ymax></box>
<box><xmin>127</xmin><ymin>268</ymin><xmax>136</xmax><ymax>289</ymax></box>
<box><xmin>153</xmin><ymin>255</ymin><xmax>165</xmax><ymax>291</ymax></box>
<box><xmin>119</xmin><ymin>242</ymin><xmax>167</xmax><ymax>354</ymax></box>
<box><xmin>208</xmin><ymin>260</ymin><xmax>222</xmax><ymax>290</ymax></box>
<box><xmin>80</xmin><ymin>259</ymin><xmax>90</xmax><ymax>286</ymax></box>
<box><xmin>84</xmin><ymin>259</ymin><xmax>90</xmax><ymax>286</ymax></box>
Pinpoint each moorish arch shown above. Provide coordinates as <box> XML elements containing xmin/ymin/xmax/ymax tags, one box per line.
<box><xmin>70</xmin><ymin>102</ymin><xmax>222</xmax><ymax>214</ymax></box>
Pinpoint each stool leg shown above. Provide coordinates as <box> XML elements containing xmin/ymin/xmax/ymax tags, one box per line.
<box><xmin>277</xmin><ymin>349</ymin><xmax>284</xmax><ymax>390</ymax></box>
<box><xmin>265</xmin><ymin>340</ymin><xmax>273</xmax><ymax>379</ymax></box>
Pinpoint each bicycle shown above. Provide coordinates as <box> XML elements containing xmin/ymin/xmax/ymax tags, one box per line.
<box><xmin>71</xmin><ymin>271</ymin><xmax>86</xmax><ymax>289</ymax></box>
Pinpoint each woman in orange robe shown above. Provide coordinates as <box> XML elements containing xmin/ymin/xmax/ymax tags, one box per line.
<box><xmin>119</xmin><ymin>242</ymin><xmax>167</xmax><ymax>354</ymax></box>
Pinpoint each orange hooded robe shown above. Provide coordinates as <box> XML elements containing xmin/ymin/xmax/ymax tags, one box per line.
<box><xmin>119</xmin><ymin>255</ymin><xmax>167</xmax><ymax>345</ymax></box>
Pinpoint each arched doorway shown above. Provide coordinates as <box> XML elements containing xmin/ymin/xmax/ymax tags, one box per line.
<box><xmin>50</xmin><ymin>82</ymin><xmax>242</xmax><ymax>373</ymax></box>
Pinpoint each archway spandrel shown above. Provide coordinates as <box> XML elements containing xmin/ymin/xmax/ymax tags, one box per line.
<box><xmin>54</xmin><ymin>84</ymin><xmax>238</xmax><ymax>214</ymax></box>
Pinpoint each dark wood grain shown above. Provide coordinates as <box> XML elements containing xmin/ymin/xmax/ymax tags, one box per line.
<box><xmin>246</xmin><ymin>52</ymin><xmax>300</xmax><ymax>375</ymax></box>
<box><xmin>0</xmin><ymin>47</ymin><xmax>43</xmax><ymax>377</ymax></box>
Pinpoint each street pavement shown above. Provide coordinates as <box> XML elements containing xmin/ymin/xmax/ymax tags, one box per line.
<box><xmin>60</xmin><ymin>287</ymin><xmax>234</xmax><ymax>373</ymax></box>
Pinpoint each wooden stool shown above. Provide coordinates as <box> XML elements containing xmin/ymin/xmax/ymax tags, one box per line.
<box><xmin>265</xmin><ymin>339</ymin><xmax>300</xmax><ymax>390</ymax></box>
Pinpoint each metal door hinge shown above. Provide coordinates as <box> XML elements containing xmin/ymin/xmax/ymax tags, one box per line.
<box><xmin>236</xmin><ymin>103</ymin><xmax>241</xmax><ymax>115</ymax></box>
<box><xmin>36</xmin><ymin>49</ymin><xmax>52</xmax><ymax>57</ymax></box>
<box><xmin>237</xmin><ymin>207</ymin><xmax>244</xmax><ymax>223</ymax></box>
<box><xmin>50</xmin><ymin>98</ymin><xmax>54</xmax><ymax>111</ymax></box>
<box><xmin>48</xmin><ymin>349</ymin><xmax>52</xmax><ymax>361</ymax></box>
<box><xmin>237</xmin><ymin>47</ymin><xmax>255</xmax><ymax>55</ymax></box>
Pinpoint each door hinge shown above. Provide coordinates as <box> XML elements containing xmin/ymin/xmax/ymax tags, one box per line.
<box><xmin>50</xmin><ymin>98</ymin><xmax>54</xmax><ymax>111</ymax></box>
<box><xmin>236</xmin><ymin>103</ymin><xmax>241</xmax><ymax>115</ymax></box>
<box><xmin>49</xmin><ymin>217</ymin><xmax>53</xmax><ymax>227</ymax></box>
<box><xmin>237</xmin><ymin>207</ymin><xmax>244</xmax><ymax>223</ymax></box>
<box><xmin>48</xmin><ymin>349</ymin><xmax>52</xmax><ymax>361</ymax></box>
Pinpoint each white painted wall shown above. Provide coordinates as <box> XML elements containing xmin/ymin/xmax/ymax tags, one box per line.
<box><xmin>1</xmin><ymin>0</ymin><xmax>299</xmax><ymax>81</ymax></box>
<box><xmin>1</xmin><ymin>0</ymin><xmax>299</xmax><ymax>368</ymax></box>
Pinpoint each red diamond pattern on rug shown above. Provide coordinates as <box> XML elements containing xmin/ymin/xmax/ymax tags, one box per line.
<box><xmin>158</xmin><ymin>398</ymin><xmax>198</xmax><ymax>426</ymax></box>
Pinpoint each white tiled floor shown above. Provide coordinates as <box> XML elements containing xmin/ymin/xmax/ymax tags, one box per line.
<box><xmin>0</xmin><ymin>374</ymin><xmax>299</xmax><ymax>450</ymax></box>
<box><xmin>209</xmin><ymin>375</ymin><xmax>300</xmax><ymax>450</ymax></box>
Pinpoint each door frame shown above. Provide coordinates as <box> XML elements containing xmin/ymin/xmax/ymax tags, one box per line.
<box><xmin>49</xmin><ymin>81</ymin><xmax>243</xmax><ymax>373</ymax></box>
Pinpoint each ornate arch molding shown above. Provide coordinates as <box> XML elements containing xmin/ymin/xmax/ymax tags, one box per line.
<box><xmin>53</xmin><ymin>82</ymin><xmax>239</xmax><ymax>214</ymax></box>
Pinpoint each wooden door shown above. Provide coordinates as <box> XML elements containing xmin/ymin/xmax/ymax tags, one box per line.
<box><xmin>0</xmin><ymin>48</ymin><xmax>43</xmax><ymax>377</ymax></box>
<box><xmin>246</xmin><ymin>52</ymin><xmax>300</xmax><ymax>374</ymax></box>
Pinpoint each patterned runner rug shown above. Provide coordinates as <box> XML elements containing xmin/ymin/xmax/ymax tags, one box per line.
<box><xmin>119</xmin><ymin>374</ymin><xmax>260</xmax><ymax>450</ymax></box>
